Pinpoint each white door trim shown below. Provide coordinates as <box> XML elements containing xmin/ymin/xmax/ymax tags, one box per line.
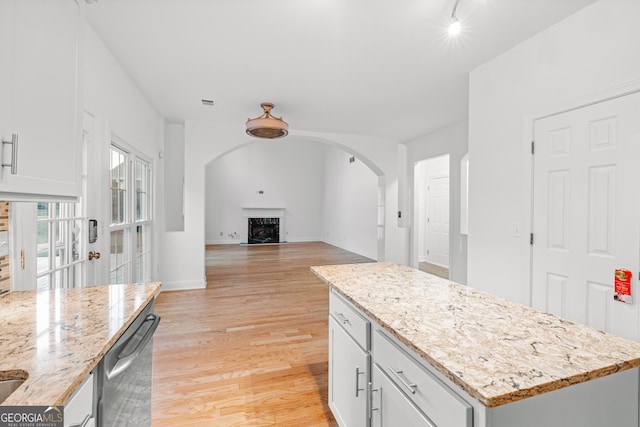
<box><xmin>521</xmin><ymin>78</ymin><xmax>640</xmax><ymax>306</ymax></box>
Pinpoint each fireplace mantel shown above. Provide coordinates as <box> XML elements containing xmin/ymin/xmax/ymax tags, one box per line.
<box><xmin>242</xmin><ymin>207</ymin><xmax>286</xmax><ymax>218</ymax></box>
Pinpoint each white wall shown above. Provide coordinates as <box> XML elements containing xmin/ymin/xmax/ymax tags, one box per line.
<box><xmin>322</xmin><ymin>147</ymin><xmax>378</xmax><ymax>260</ymax></box>
<box><xmin>158</xmin><ymin>122</ymin><xmax>407</xmax><ymax>290</ymax></box>
<box><xmin>84</xmin><ymin>25</ymin><xmax>161</xmax><ymax>158</ymax></box>
<box><xmin>204</xmin><ymin>139</ymin><xmax>379</xmax><ymax>259</ymax></box>
<box><xmin>405</xmin><ymin>121</ymin><xmax>468</xmax><ymax>284</ymax></box>
<box><xmin>83</xmin><ymin>23</ymin><xmax>163</xmax><ymax>284</ymax></box>
<box><xmin>467</xmin><ymin>0</ymin><xmax>640</xmax><ymax>303</ymax></box>
<box><xmin>164</xmin><ymin>122</ymin><xmax>185</xmax><ymax>232</ymax></box>
<box><xmin>205</xmin><ymin>139</ymin><xmax>326</xmax><ymax>244</ymax></box>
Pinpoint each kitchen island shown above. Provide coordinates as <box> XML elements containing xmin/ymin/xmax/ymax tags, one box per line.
<box><xmin>312</xmin><ymin>262</ymin><xmax>640</xmax><ymax>427</ymax></box>
<box><xmin>0</xmin><ymin>282</ymin><xmax>161</xmax><ymax>407</ymax></box>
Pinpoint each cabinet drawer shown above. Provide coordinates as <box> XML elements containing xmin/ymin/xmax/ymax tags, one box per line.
<box><xmin>371</xmin><ymin>364</ymin><xmax>435</xmax><ymax>427</ymax></box>
<box><xmin>329</xmin><ymin>290</ymin><xmax>370</xmax><ymax>350</ymax></box>
<box><xmin>373</xmin><ymin>328</ymin><xmax>472</xmax><ymax>427</ymax></box>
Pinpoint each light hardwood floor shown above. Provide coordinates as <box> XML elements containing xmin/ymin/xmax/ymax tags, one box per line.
<box><xmin>151</xmin><ymin>242</ymin><xmax>373</xmax><ymax>426</ymax></box>
<box><xmin>418</xmin><ymin>262</ymin><xmax>449</xmax><ymax>279</ymax></box>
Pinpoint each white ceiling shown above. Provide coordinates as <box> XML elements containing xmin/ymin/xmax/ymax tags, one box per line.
<box><xmin>86</xmin><ymin>0</ymin><xmax>597</xmax><ymax>142</ymax></box>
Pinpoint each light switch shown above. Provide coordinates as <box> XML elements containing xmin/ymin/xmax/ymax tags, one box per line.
<box><xmin>0</xmin><ymin>231</ymin><xmax>8</xmax><ymax>257</ymax></box>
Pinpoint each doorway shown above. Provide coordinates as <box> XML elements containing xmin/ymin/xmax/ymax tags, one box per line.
<box><xmin>414</xmin><ymin>155</ymin><xmax>450</xmax><ymax>279</ymax></box>
<box><xmin>531</xmin><ymin>91</ymin><xmax>640</xmax><ymax>340</ymax></box>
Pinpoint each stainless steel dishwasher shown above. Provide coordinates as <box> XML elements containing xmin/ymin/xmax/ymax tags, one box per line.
<box><xmin>97</xmin><ymin>300</ymin><xmax>160</xmax><ymax>427</ymax></box>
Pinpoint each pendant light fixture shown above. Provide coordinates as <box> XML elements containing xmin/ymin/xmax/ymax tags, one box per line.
<box><xmin>449</xmin><ymin>0</ymin><xmax>462</xmax><ymax>36</ymax></box>
<box><xmin>246</xmin><ymin>102</ymin><xmax>289</xmax><ymax>139</ymax></box>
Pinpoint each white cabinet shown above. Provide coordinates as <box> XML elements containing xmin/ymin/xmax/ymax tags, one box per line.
<box><xmin>370</xmin><ymin>364</ymin><xmax>434</xmax><ymax>427</ymax></box>
<box><xmin>329</xmin><ymin>316</ymin><xmax>369</xmax><ymax>427</ymax></box>
<box><xmin>0</xmin><ymin>0</ymin><xmax>82</xmax><ymax>200</ymax></box>
<box><xmin>329</xmin><ymin>290</ymin><xmax>370</xmax><ymax>427</ymax></box>
<box><xmin>328</xmin><ymin>287</ymin><xmax>640</xmax><ymax>427</ymax></box>
<box><xmin>64</xmin><ymin>373</ymin><xmax>95</xmax><ymax>427</ymax></box>
<box><xmin>329</xmin><ymin>289</ymin><xmax>472</xmax><ymax>427</ymax></box>
<box><xmin>372</xmin><ymin>328</ymin><xmax>472</xmax><ymax>427</ymax></box>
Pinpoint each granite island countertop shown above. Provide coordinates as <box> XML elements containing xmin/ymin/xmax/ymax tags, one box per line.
<box><xmin>0</xmin><ymin>282</ymin><xmax>161</xmax><ymax>406</ymax></box>
<box><xmin>311</xmin><ymin>262</ymin><xmax>640</xmax><ymax>408</ymax></box>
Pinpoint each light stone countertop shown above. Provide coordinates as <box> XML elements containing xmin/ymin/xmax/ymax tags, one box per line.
<box><xmin>0</xmin><ymin>282</ymin><xmax>161</xmax><ymax>406</ymax></box>
<box><xmin>311</xmin><ymin>262</ymin><xmax>640</xmax><ymax>408</ymax></box>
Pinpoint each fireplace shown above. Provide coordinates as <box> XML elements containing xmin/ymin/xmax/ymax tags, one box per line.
<box><xmin>248</xmin><ymin>218</ymin><xmax>280</xmax><ymax>244</ymax></box>
<box><xmin>241</xmin><ymin>207</ymin><xmax>286</xmax><ymax>245</ymax></box>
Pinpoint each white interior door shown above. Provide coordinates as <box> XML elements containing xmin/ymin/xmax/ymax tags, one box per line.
<box><xmin>426</xmin><ymin>174</ymin><xmax>450</xmax><ymax>267</ymax></box>
<box><xmin>532</xmin><ymin>92</ymin><xmax>640</xmax><ymax>340</ymax></box>
<box><xmin>83</xmin><ymin>111</ymin><xmax>109</xmax><ymax>286</ymax></box>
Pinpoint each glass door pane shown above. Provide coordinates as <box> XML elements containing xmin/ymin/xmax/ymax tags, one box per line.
<box><xmin>110</xmin><ymin>229</ymin><xmax>127</xmax><ymax>284</ymax></box>
<box><xmin>110</xmin><ymin>148</ymin><xmax>127</xmax><ymax>225</ymax></box>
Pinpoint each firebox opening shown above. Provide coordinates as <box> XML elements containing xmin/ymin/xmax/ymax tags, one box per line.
<box><xmin>248</xmin><ymin>217</ymin><xmax>280</xmax><ymax>244</ymax></box>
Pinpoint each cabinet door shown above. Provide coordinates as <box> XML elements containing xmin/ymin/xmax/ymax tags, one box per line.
<box><xmin>64</xmin><ymin>373</ymin><xmax>94</xmax><ymax>427</ymax></box>
<box><xmin>0</xmin><ymin>0</ymin><xmax>81</xmax><ymax>199</ymax></box>
<box><xmin>329</xmin><ymin>316</ymin><xmax>368</xmax><ymax>427</ymax></box>
<box><xmin>371</xmin><ymin>364</ymin><xmax>435</xmax><ymax>427</ymax></box>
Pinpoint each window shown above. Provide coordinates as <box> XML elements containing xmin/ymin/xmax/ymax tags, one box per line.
<box><xmin>35</xmin><ymin>202</ymin><xmax>84</xmax><ymax>290</ymax></box>
<box><xmin>109</xmin><ymin>144</ymin><xmax>152</xmax><ymax>284</ymax></box>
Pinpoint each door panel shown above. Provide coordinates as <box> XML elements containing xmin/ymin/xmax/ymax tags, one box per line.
<box><xmin>426</xmin><ymin>175</ymin><xmax>449</xmax><ymax>267</ymax></box>
<box><xmin>532</xmin><ymin>92</ymin><xmax>640</xmax><ymax>340</ymax></box>
<box><xmin>329</xmin><ymin>317</ymin><xmax>368</xmax><ymax>427</ymax></box>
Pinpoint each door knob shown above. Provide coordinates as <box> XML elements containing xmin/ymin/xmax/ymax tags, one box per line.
<box><xmin>88</xmin><ymin>251</ymin><xmax>101</xmax><ymax>261</ymax></box>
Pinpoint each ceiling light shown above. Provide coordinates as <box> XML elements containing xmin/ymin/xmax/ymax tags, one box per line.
<box><xmin>449</xmin><ymin>0</ymin><xmax>462</xmax><ymax>36</ymax></box>
<box><xmin>449</xmin><ymin>17</ymin><xmax>461</xmax><ymax>36</ymax></box>
<box><xmin>246</xmin><ymin>102</ymin><xmax>289</xmax><ymax>139</ymax></box>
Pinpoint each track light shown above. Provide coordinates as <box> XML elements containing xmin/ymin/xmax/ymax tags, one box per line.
<box><xmin>449</xmin><ymin>0</ymin><xmax>462</xmax><ymax>36</ymax></box>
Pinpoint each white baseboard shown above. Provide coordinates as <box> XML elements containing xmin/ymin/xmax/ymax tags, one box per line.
<box><xmin>206</xmin><ymin>237</ymin><xmax>323</xmax><ymax>245</ymax></box>
<box><xmin>321</xmin><ymin>239</ymin><xmax>377</xmax><ymax>261</ymax></box>
<box><xmin>206</xmin><ymin>239</ymin><xmax>241</xmax><ymax>245</ymax></box>
<box><xmin>284</xmin><ymin>236</ymin><xmax>322</xmax><ymax>243</ymax></box>
<box><xmin>159</xmin><ymin>279</ymin><xmax>206</xmax><ymax>292</ymax></box>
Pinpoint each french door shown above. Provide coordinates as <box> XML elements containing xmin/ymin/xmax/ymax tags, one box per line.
<box><xmin>12</xmin><ymin>201</ymin><xmax>85</xmax><ymax>290</ymax></box>
<box><xmin>109</xmin><ymin>143</ymin><xmax>152</xmax><ymax>284</ymax></box>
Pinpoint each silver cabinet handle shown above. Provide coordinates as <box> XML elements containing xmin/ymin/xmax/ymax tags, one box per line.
<box><xmin>355</xmin><ymin>366</ymin><xmax>365</xmax><ymax>397</ymax></box>
<box><xmin>370</xmin><ymin>383</ymin><xmax>381</xmax><ymax>424</ymax></box>
<box><xmin>389</xmin><ymin>366</ymin><xmax>417</xmax><ymax>394</ymax></box>
<box><xmin>2</xmin><ymin>133</ymin><xmax>18</xmax><ymax>175</ymax></box>
<box><xmin>334</xmin><ymin>311</ymin><xmax>349</xmax><ymax>325</ymax></box>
